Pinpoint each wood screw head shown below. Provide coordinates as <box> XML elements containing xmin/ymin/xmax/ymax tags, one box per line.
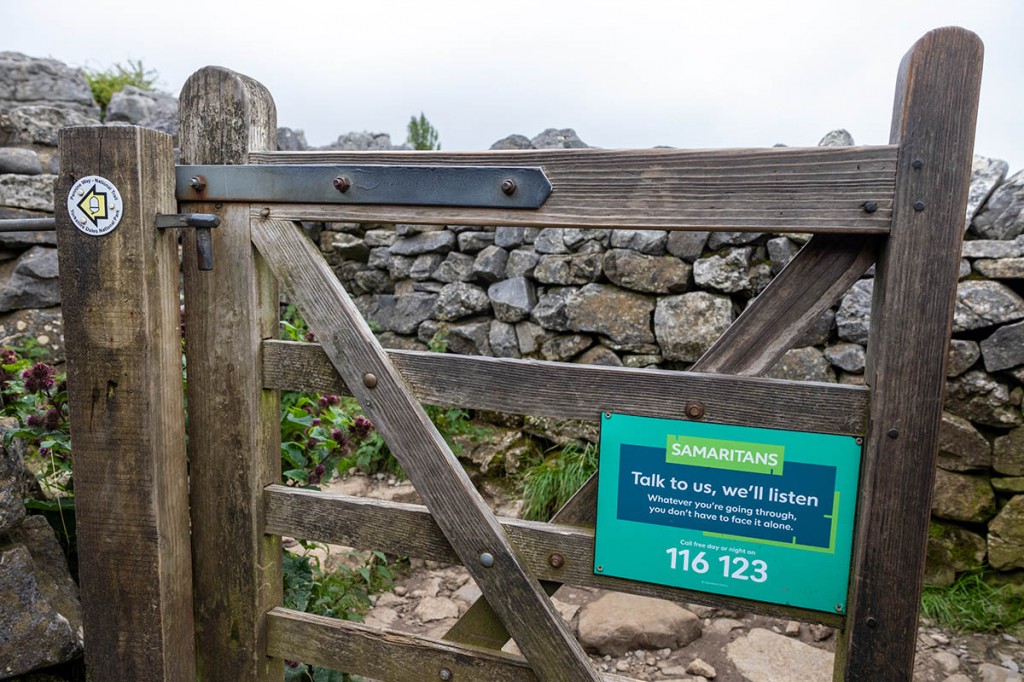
<box><xmin>685</xmin><ymin>401</ymin><xmax>705</xmax><ymax>419</ymax></box>
<box><xmin>500</xmin><ymin>178</ymin><xmax>517</xmax><ymax>196</ymax></box>
<box><xmin>439</xmin><ymin>668</ymin><xmax>452</xmax><ymax>681</ymax></box>
<box><xmin>259</xmin><ymin>207</ymin><xmax>270</xmax><ymax>218</ymax></box>
<box><xmin>835</xmin><ymin>604</ymin><xmax>843</xmax><ymax>613</ymax></box>
<box><xmin>363</xmin><ymin>373</ymin><xmax>378</xmax><ymax>388</ymax></box>
<box><xmin>548</xmin><ymin>553</ymin><xmax>565</xmax><ymax>569</ymax></box>
<box><xmin>866</xmin><ymin>616</ymin><xmax>879</xmax><ymax>628</ymax></box>
<box><xmin>887</xmin><ymin>428</ymin><xmax>899</xmax><ymax>439</ymax></box>
<box><xmin>912</xmin><ymin>158</ymin><xmax>924</xmax><ymax>170</ymax></box>
<box><xmin>333</xmin><ymin>176</ymin><xmax>351</xmax><ymax>193</ymax></box>
<box><xmin>913</xmin><ymin>200</ymin><xmax>926</xmax><ymax>212</ymax></box>
<box><xmin>863</xmin><ymin>201</ymin><xmax>878</xmax><ymax>214</ymax></box>
<box><xmin>479</xmin><ymin>552</ymin><xmax>494</xmax><ymax>567</ymax></box>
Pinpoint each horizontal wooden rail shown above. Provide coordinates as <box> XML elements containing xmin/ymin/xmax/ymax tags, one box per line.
<box><xmin>267</xmin><ymin>607</ymin><xmax>636</xmax><ymax>682</ymax></box>
<box><xmin>248</xmin><ymin>146</ymin><xmax>897</xmax><ymax>232</ymax></box>
<box><xmin>265</xmin><ymin>485</ymin><xmax>844</xmax><ymax>627</ymax></box>
<box><xmin>263</xmin><ymin>340</ymin><xmax>869</xmax><ymax>436</ymax></box>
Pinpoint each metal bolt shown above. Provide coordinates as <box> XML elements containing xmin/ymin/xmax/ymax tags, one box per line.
<box><xmin>835</xmin><ymin>604</ymin><xmax>844</xmax><ymax>613</ymax></box>
<box><xmin>189</xmin><ymin>176</ymin><xmax>206</xmax><ymax>192</ymax></box>
<box><xmin>866</xmin><ymin>616</ymin><xmax>879</xmax><ymax>628</ymax></box>
<box><xmin>259</xmin><ymin>207</ymin><xmax>271</xmax><ymax>218</ymax></box>
<box><xmin>549</xmin><ymin>553</ymin><xmax>565</xmax><ymax>569</ymax></box>
<box><xmin>333</xmin><ymin>176</ymin><xmax>351</xmax><ymax>193</ymax></box>
<box><xmin>912</xmin><ymin>159</ymin><xmax>924</xmax><ymax>170</ymax></box>
<box><xmin>479</xmin><ymin>552</ymin><xmax>494</xmax><ymax>567</ymax></box>
<box><xmin>863</xmin><ymin>201</ymin><xmax>878</xmax><ymax>214</ymax></box>
<box><xmin>500</xmin><ymin>178</ymin><xmax>517</xmax><ymax>196</ymax></box>
<box><xmin>685</xmin><ymin>401</ymin><xmax>705</xmax><ymax>420</ymax></box>
<box><xmin>887</xmin><ymin>428</ymin><xmax>899</xmax><ymax>439</ymax></box>
<box><xmin>439</xmin><ymin>668</ymin><xmax>452</xmax><ymax>681</ymax></box>
<box><xmin>596</xmin><ymin>565</ymin><xmax>603</xmax><ymax>572</ymax></box>
<box><xmin>363</xmin><ymin>373</ymin><xmax>378</xmax><ymax>389</ymax></box>
<box><xmin>855</xmin><ymin>437</ymin><xmax>864</xmax><ymax>445</ymax></box>
<box><xmin>604</xmin><ymin>411</ymin><xmax>612</xmax><ymax>419</ymax></box>
<box><xmin>913</xmin><ymin>200</ymin><xmax>926</xmax><ymax>212</ymax></box>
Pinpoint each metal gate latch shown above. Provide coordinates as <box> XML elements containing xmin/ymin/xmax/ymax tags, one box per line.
<box><xmin>155</xmin><ymin>213</ymin><xmax>221</xmax><ymax>271</ymax></box>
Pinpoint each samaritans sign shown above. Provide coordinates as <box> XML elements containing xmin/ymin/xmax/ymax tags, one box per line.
<box><xmin>594</xmin><ymin>413</ymin><xmax>862</xmax><ymax>613</ymax></box>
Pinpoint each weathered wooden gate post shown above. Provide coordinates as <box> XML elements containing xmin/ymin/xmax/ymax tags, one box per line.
<box><xmin>55</xmin><ymin>125</ymin><xmax>195</xmax><ymax>680</ymax></box>
<box><xmin>839</xmin><ymin>27</ymin><xmax>983</xmax><ymax>680</ymax></box>
<box><xmin>178</xmin><ymin>68</ymin><xmax>283</xmax><ymax>680</ymax></box>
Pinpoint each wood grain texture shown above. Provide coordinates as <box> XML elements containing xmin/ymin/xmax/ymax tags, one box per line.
<box><xmin>247</xmin><ymin>145</ymin><xmax>896</xmax><ymax>232</ymax></box>
<box><xmin>179</xmin><ymin>66</ymin><xmax>282</xmax><ymax>682</ymax></box>
<box><xmin>266</xmin><ymin>608</ymin><xmax>637</xmax><ymax>682</ymax></box>
<box><xmin>265</xmin><ymin>486</ymin><xmax>844</xmax><ymax>628</ymax></box>
<box><xmin>696</xmin><ymin>233</ymin><xmax>879</xmax><ymax>375</ymax></box>
<box><xmin>262</xmin><ymin>341</ymin><xmax>869</xmax><ymax>436</ymax></box>
<box><xmin>251</xmin><ymin>218</ymin><xmax>601</xmax><ymax>680</ymax></box>
<box><xmin>839</xmin><ymin>27</ymin><xmax>983</xmax><ymax>681</ymax></box>
<box><xmin>55</xmin><ymin>126</ymin><xmax>194</xmax><ymax>680</ymax></box>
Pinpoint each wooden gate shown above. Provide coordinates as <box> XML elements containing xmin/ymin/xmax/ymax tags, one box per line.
<box><xmin>53</xmin><ymin>27</ymin><xmax>982</xmax><ymax>681</ymax></box>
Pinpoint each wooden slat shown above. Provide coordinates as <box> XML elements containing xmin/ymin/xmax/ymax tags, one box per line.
<box><xmin>56</xmin><ymin>126</ymin><xmax>195</xmax><ymax>681</ymax></box>
<box><xmin>262</xmin><ymin>340</ymin><xmax>869</xmax><ymax>436</ymax></box>
<box><xmin>839</xmin><ymin>27</ymin><xmax>984</xmax><ymax>681</ymax></box>
<box><xmin>251</xmin><ymin>218</ymin><xmax>601</xmax><ymax>680</ymax></box>
<box><xmin>179</xmin><ymin>66</ymin><xmax>283</xmax><ymax>682</ymax></box>
<box><xmin>265</xmin><ymin>485</ymin><xmax>844</xmax><ymax>628</ymax></box>
<box><xmin>266</xmin><ymin>608</ymin><xmax>636</xmax><ymax>682</ymax></box>
<box><xmin>247</xmin><ymin>145</ymin><xmax>896</xmax><ymax>232</ymax></box>
<box><xmin>696</xmin><ymin>234</ymin><xmax>879</xmax><ymax>375</ymax></box>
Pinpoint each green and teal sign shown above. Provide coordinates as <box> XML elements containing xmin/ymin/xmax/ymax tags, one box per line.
<box><xmin>595</xmin><ymin>413</ymin><xmax>862</xmax><ymax>614</ymax></box>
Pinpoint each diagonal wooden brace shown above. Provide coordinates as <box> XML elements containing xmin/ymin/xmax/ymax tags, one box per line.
<box><xmin>444</xmin><ymin>232</ymin><xmax>879</xmax><ymax>649</ymax></box>
<box><xmin>250</xmin><ymin>217</ymin><xmax>601</xmax><ymax>681</ymax></box>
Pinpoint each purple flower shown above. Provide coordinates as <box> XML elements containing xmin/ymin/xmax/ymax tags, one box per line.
<box><xmin>304</xmin><ymin>331</ymin><xmax>316</xmax><ymax>343</ymax></box>
<box><xmin>22</xmin><ymin>363</ymin><xmax>56</xmax><ymax>393</ymax></box>
<box><xmin>43</xmin><ymin>408</ymin><xmax>61</xmax><ymax>431</ymax></box>
<box><xmin>326</xmin><ymin>395</ymin><xmax>341</xmax><ymax>406</ymax></box>
<box><xmin>26</xmin><ymin>413</ymin><xmax>42</xmax><ymax>427</ymax></box>
<box><xmin>351</xmin><ymin>415</ymin><xmax>373</xmax><ymax>440</ymax></box>
<box><xmin>0</xmin><ymin>349</ymin><xmax>16</xmax><ymax>365</ymax></box>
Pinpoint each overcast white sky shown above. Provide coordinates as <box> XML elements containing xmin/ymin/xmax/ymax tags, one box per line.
<box><xmin>4</xmin><ymin>1</ymin><xmax>1022</xmax><ymax>170</ymax></box>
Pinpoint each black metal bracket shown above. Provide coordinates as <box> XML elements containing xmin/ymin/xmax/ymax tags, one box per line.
<box><xmin>175</xmin><ymin>164</ymin><xmax>553</xmax><ymax>209</ymax></box>
<box><xmin>155</xmin><ymin>213</ymin><xmax>221</xmax><ymax>271</ymax></box>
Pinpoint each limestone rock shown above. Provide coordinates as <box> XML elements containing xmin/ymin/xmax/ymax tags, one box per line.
<box><xmin>823</xmin><ymin>342</ymin><xmax>865</xmax><ymax>373</ymax></box>
<box><xmin>106</xmin><ymin>85</ymin><xmax>178</xmax><ymax>138</ymax></box>
<box><xmin>276</xmin><ymin>127</ymin><xmax>308</xmax><ymax>151</ymax></box>
<box><xmin>767</xmin><ymin>236</ymin><xmax>800</xmax><ymax>274</ymax></box>
<box><xmin>948</xmin><ymin>339</ymin><xmax>981</xmax><ymax>377</ymax></box>
<box><xmin>389</xmin><ymin>230</ymin><xmax>456</xmax><ymax>256</ymax></box>
<box><xmin>433</xmin><ymin>283</ymin><xmax>490</xmax><ymax>321</ymax></box>
<box><xmin>954</xmin><ymin>281</ymin><xmax>1024</xmax><ymax>332</ymax></box>
<box><xmin>992</xmin><ymin>477</ymin><xmax>1024</xmax><ymax>494</ymax></box>
<box><xmin>666</xmin><ymin>230</ymin><xmax>709</xmax><ymax>262</ymax></box>
<box><xmin>419</xmin><ymin>318</ymin><xmax>491</xmax><ymax>356</ymax></box>
<box><xmin>945</xmin><ymin>371</ymin><xmax>1022</xmax><ymax>428</ymax></box>
<box><xmin>566</xmin><ymin>284</ymin><xmax>655</xmax><ymax>346</ymax></box>
<box><xmin>376</xmin><ymin>332</ymin><xmax>426</xmax><ymax>352</ymax></box>
<box><xmin>494</xmin><ymin>226</ymin><xmax>539</xmax><ymax>249</ymax></box>
<box><xmin>577</xmin><ymin>592</ymin><xmax>701</xmax><ymax>655</ymax></box>
<box><xmin>707</xmin><ymin>231</ymin><xmax>763</xmax><ymax>250</ymax></box>
<box><xmin>0</xmin><ymin>51</ymin><xmax>97</xmax><ymax>113</ymax></box>
<box><xmin>322</xmin><ymin>131</ymin><xmax>404</xmax><ymax>151</ymax></box>
<box><xmin>365</xmin><ymin>293</ymin><xmax>437</xmax><ymax>334</ymax></box>
<box><xmin>818</xmin><ymin>129</ymin><xmax>854</xmax><ymax>146</ymax></box>
<box><xmin>1</xmin><ymin>106</ymin><xmax>98</xmax><ymax>147</ymax></box>
<box><xmin>687</xmin><ymin>658</ymin><xmax>716</xmax><ymax>678</ymax></box>
<box><xmin>976</xmin><ymin>663</ymin><xmax>1023</xmax><ymax>682</ymax></box>
<box><xmin>961</xmin><ymin>236</ymin><xmax>1024</xmax><ymax>259</ymax></box>
<box><xmin>766</xmin><ymin>347</ymin><xmax>836</xmax><ymax>383</ymax></box>
<box><xmin>975</xmin><ymin>258</ymin><xmax>1024</xmax><ymax>279</ymax></box>
<box><xmin>412</xmin><ymin>596</ymin><xmax>459</xmax><ymax>623</ymax></box>
<box><xmin>602</xmin><ymin>249</ymin><xmax>690</xmax><ymax>294</ymax></box>
<box><xmin>796</xmin><ymin>309</ymin><xmax>835</xmax><ymax>347</ymax></box>
<box><xmin>409</xmin><ymin>254</ymin><xmax>443</xmax><ymax>280</ymax></box>
<box><xmin>925</xmin><ymin>521</ymin><xmax>987</xmax><ymax>585</ymax></box>
<box><xmin>930</xmin><ymin>469</ymin><xmax>996</xmax><ymax>523</ymax></box>
<box><xmin>456</xmin><ymin>230</ymin><xmax>494</xmax><ymax>253</ymax></box>
<box><xmin>576</xmin><ymin>345</ymin><xmax>623</xmax><ymax>367</ymax></box>
<box><xmin>472</xmin><ymin>245</ymin><xmax>508</xmax><ymax>282</ymax></box>
<box><xmin>531</xmin><ymin>287</ymin><xmax>575</xmax><ymax>332</ymax></box>
<box><xmin>505</xmin><ymin>248</ymin><xmax>539</xmax><ymax>278</ymax></box>
<box><xmin>937</xmin><ymin>412</ymin><xmax>992</xmax><ymax>472</ymax></box>
<box><xmin>489</xmin><ymin>320</ymin><xmax>519</xmax><ymax>358</ymax></box>
<box><xmin>994</xmin><ymin>427</ymin><xmax>1024</xmax><ymax>475</ymax></box>
<box><xmin>530</xmin><ymin>128</ymin><xmax>588</xmax><ymax>149</ymax></box>
<box><xmin>432</xmin><ymin>252</ymin><xmax>474</xmax><ymax>283</ymax></box>
<box><xmin>0</xmin><ymin>246</ymin><xmax>60</xmax><ymax>312</ymax></box>
<box><xmin>514</xmin><ymin>321</ymin><xmax>552</xmax><ymax>357</ymax></box>
<box><xmin>487</xmin><ymin>276</ymin><xmax>536</xmax><ymax>323</ymax></box>
<box><xmin>0</xmin><ymin>432</ymin><xmax>27</xmax><ymax>535</ymax></box>
<box><xmin>693</xmin><ymin>247</ymin><xmax>753</xmax><ymax>293</ymax></box>
<box><xmin>490</xmin><ymin>134</ymin><xmax>533</xmax><ymax>150</ymax></box>
<box><xmin>966</xmin><ymin>156</ymin><xmax>1010</xmax><ymax>229</ymax></box>
<box><xmin>655</xmin><ymin>292</ymin><xmax>734</xmax><ymax>362</ymax></box>
<box><xmin>534</xmin><ymin>253</ymin><xmax>602</xmax><ymax>285</ymax></box>
<box><xmin>0</xmin><ymin>148</ymin><xmax>41</xmax><ymax>175</ymax></box>
<box><xmin>726</xmin><ymin>628</ymin><xmax>833</xmax><ymax>682</ymax></box>
<box><xmin>329</xmin><ymin>233</ymin><xmax>369</xmax><ymax>262</ymax></box>
<box><xmin>836</xmin><ymin>279</ymin><xmax>873</xmax><ymax>343</ymax></box>
<box><xmin>988</xmin><ymin>495</ymin><xmax>1024</xmax><ymax>570</ymax></box>
<box><xmin>972</xmin><ymin>168</ymin><xmax>1024</xmax><ymax>240</ymax></box>
<box><xmin>981</xmin><ymin>321</ymin><xmax>1024</xmax><ymax>372</ymax></box>
<box><xmin>0</xmin><ymin>174</ymin><xmax>56</xmax><ymax>212</ymax></box>
<box><xmin>610</xmin><ymin>229</ymin><xmax>668</xmax><ymax>255</ymax></box>
<box><xmin>541</xmin><ymin>334</ymin><xmax>592</xmax><ymax>362</ymax></box>
<box><xmin>534</xmin><ymin>228</ymin><xmax>570</xmax><ymax>254</ymax></box>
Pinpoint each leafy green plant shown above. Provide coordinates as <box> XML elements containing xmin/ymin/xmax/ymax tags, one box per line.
<box><xmin>921</xmin><ymin>570</ymin><xmax>1024</xmax><ymax>635</ymax></box>
<box><xmin>83</xmin><ymin>59</ymin><xmax>158</xmax><ymax>119</ymax></box>
<box><xmin>407</xmin><ymin>112</ymin><xmax>440</xmax><ymax>150</ymax></box>
<box><xmin>281</xmin><ymin>394</ymin><xmax>383</xmax><ymax>487</ymax></box>
<box><xmin>519</xmin><ymin>442</ymin><xmax>598</xmax><ymax>521</ymax></box>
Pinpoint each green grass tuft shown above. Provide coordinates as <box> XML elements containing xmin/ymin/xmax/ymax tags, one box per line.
<box><xmin>520</xmin><ymin>442</ymin><xmax>598</xmax><ymax>521</ymax></box>
<box><xmin>920</xmin><ymin>569</ymin><xmax>1024</xmax><ymax>635</ymax></box>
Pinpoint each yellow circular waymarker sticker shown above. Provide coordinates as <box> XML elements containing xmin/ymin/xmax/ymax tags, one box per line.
<box><xmin>67</xmin><ymin>175</ymin><xmax>123</xmax><ymax>236</ymax></box>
